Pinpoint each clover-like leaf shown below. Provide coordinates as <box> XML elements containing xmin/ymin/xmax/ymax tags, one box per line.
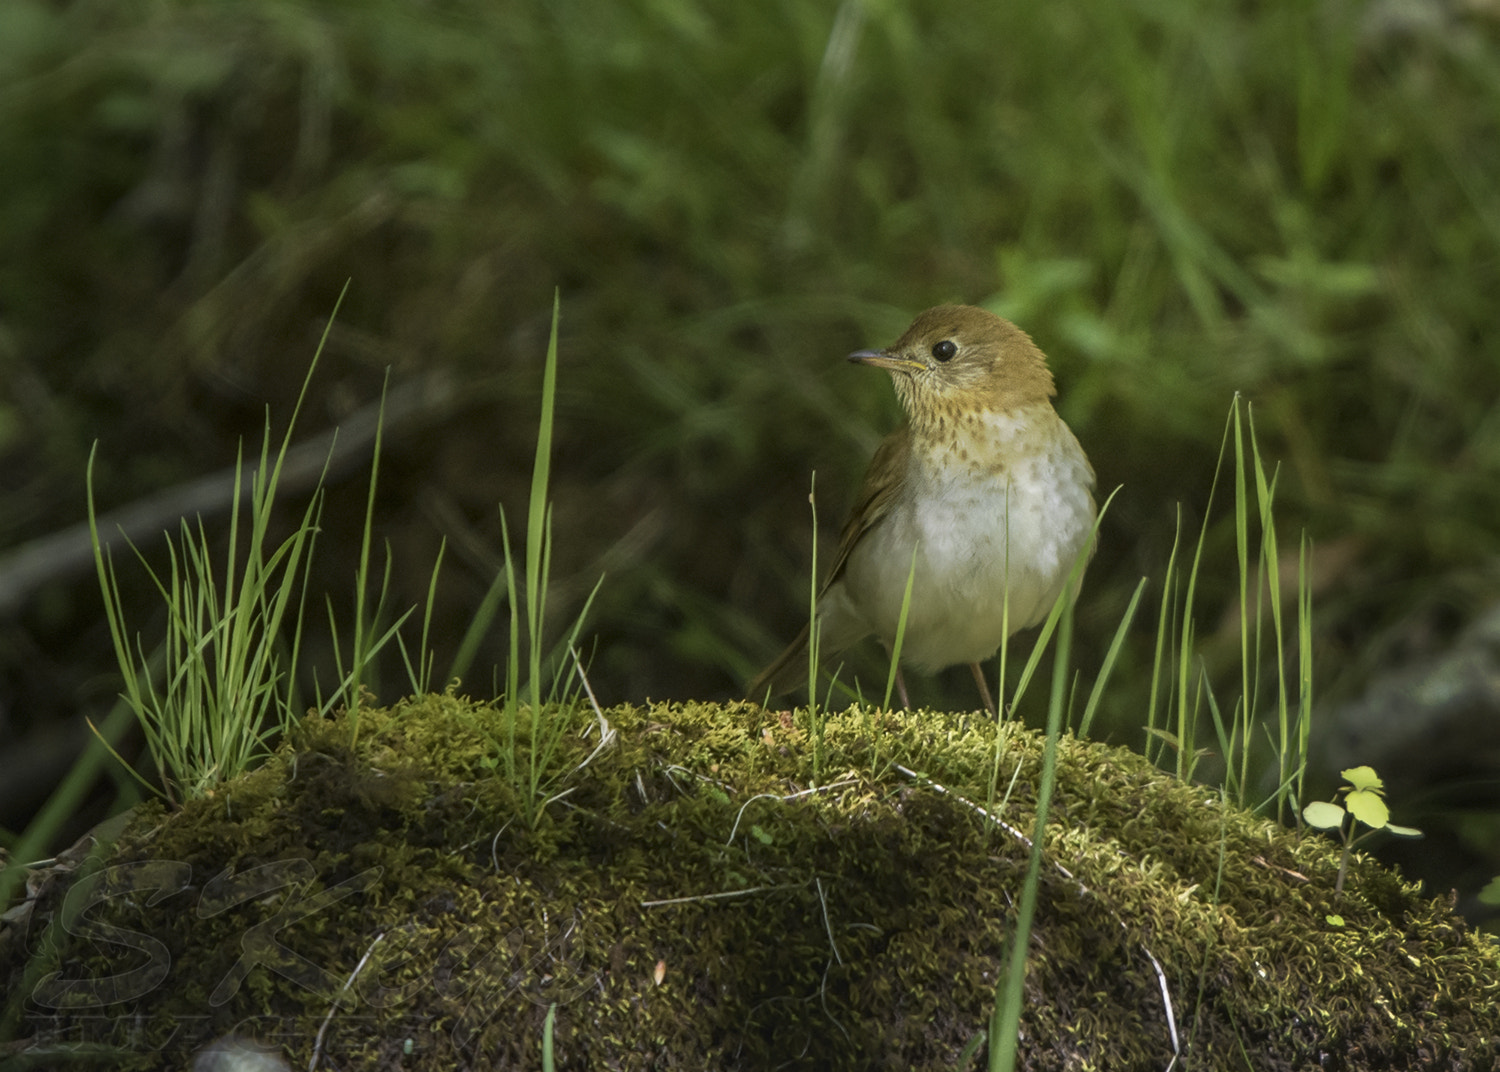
<box><xmin>1340</xmin><ymin>766</ymin><xmax>1384</xmax><ymax>793</ymax></box>
<box><xmin>1303</xmin><ymin>801</ymin><xmax>1346</xmax><ymax>830</ymax></box>
<box><xmin>1344</xmin><ymin>787</ymin><xmax>1390</xmax><ymax>829</ymax></box>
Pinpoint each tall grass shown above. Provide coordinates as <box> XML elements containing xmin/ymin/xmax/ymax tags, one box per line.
<box><xmin>4</xmin><ymin>0</ymin><xmax>1495</xmax><ymax>758</ymax></box>
<box><xmin>488</xmin><ymin>290</ymin><xmax>608</xmax><ymax>826</ymax></box>
<box><xmin>988</xmin><ymin>599</ymin><xmax>1075</xmax><ymax>1072</ymax></box>
<box><xmin>5</xmin><ymin>0</ymin><xmax>1494</xmax><ymax>1053</ymax></box>
<box><xmin>973</xmin><ymin>400</ymin><xmax>1313</xmax><ymax>1065</ymax></box>
<box><xmin>882</xmin><ymin>545</ymin><xmax>918</xmax><ymax>712</ymax></box>
<box><xmin>84</xmin><ymin>292</ymin><xmax>346</xmax><ymax>803</ymax></box>
<box><xmin>320</xmin><ymin>370</ymin><xmax>417</xmax><ymax>744</ymax></box>
<box><xmin>1144</xmin><ymin>395</ymin><xmax>1313</xmax><ymax>818</ymax></box>
<box><xmin>981</xmin><ymin>489</ymin><xmax>1123</xmax><ymax>824</ymax></box>
<box><xmin>75</xmin><ymin>288</ymin><xmax>602</xmax><ymax>826</ymax></box>
<box><xmin>804</xmin><ymin>472</ymin><xmax>824</xmax><ymax>785</ymax></box>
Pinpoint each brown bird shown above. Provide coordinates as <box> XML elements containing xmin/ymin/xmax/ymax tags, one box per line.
<box><xmin>748</xmin><ymin>304</ymin><xmax>1097</xmax><ymax>714</ymax></box>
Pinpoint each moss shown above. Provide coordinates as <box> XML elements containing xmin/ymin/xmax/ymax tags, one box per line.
<box><xmin>3</xmin><ymin>697</ymin><xmax>1496</xmax><ymax>1070</ymax></box>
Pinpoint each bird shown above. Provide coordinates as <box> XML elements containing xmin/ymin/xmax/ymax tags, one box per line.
<box><xmin>748</xmin><ymin>304</ymin><xmax>1097</xmax><ymax>714</ymax></box>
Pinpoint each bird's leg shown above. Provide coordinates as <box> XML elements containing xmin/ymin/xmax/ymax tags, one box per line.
<box><xmin>895</xmin><ymin>665</ymin><xmax>911</xmax><ymax>710</ymax></box>
<box><xmin>969</xmin><ymin>662</ymin><xmax>997</xmax><ymax>717</ymax></box>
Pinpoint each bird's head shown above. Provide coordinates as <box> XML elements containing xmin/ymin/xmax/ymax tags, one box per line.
<box><xmin>849</xmin><ymin>305</ymin><xmax>1057</xmax><ymax>420</ymax></box>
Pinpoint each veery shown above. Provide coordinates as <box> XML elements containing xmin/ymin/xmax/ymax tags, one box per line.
<box><xmin>749</xmin><ymin>304</ymin><xmax>1097</xmax><ymax>714</ymax></box>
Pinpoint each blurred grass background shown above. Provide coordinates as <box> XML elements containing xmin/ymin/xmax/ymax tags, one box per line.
<box><xmin>2</xmin><ymin>0</ymin><xmax>1499</xmax><ymax>911</ymax></box>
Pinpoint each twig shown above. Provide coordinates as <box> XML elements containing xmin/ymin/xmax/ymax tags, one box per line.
<box><xmin>894</xmin><ymin>764</ymin><xmax>1042</xmax><ymax>857</ymax></box>
<box><xmin>815</xmin><ymin>876</ymin><xmax>843</xmax><ymax>966</ymax></box>
<box><xmin>309</xmin><ymin>930</ymin><xmax>386</xmax><ymax>1071</ymax></box>
<box><xmin>726</xmin><ymin>780</ymin><xmax>858</xmax><ymax>845</ymax></box>
<box><xmin>1142</xmin><ymin>943</ymin><xmax>1181</xmax><ymax>1070</ymax></box>
<box><xmin>641</xmin><ymin>885</ymin><xmax>787</xmax><ymax>908</ymax></box>
<box><xmin>566</xmin><ymin>645</ymin><xmax>615</xmax><ymax>776</ymax></box>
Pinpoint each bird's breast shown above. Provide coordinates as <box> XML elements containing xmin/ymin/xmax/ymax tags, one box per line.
<box><xmin>839</xmin><ymin>406</ymin><xmax>1095</xmax><ymax>671</ymax></box>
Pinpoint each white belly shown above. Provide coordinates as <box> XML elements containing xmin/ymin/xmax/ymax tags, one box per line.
<box><xmin>820</xmin><ymin>421</ymin><xmax>1095</xmax><ymax>673</ymax></box>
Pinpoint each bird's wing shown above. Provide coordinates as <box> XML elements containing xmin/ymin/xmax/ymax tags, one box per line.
<box><xmin>745</xmin><ymin>424</ymin><xmax>909</xmax><ymax>702</ymax></box>
<box><xmin>823</xmin><ymin>424</ymin><xmax>909</xmax><ymax>591</ymax></box>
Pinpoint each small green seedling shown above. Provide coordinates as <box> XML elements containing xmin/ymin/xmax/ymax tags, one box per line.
<box><xmin>1303</xmin><ymin>765</ymin><xmax>1422</xmax><ymax>894</ymax></box>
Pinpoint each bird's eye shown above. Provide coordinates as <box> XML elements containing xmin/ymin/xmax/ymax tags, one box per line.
<box><xmin>931</xmin><ymin>339</ymin><xmax>958</xmax><ymax>362</ymax></box>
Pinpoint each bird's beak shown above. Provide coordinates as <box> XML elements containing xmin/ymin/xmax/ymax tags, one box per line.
<box><xmin>848</xmin><ymin>348</ymin><xmax>925</xmax><ymax>373</ymax></box>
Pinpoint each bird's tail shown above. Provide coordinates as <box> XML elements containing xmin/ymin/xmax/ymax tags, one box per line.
<box><xmin>745</xmin><ymin>622</ymin><xmax>813</xmax><ymax>704</ymax></box>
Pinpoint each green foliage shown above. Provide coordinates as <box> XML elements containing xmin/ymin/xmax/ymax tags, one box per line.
<box><xmin>1304</xmin><ymin>765</ymin><xmax>1424</xmax><ymax>894</ymax></box>
<box><xmin>6</xmin><ymin>5</ymin><xmax>1500</xmax><ymax>1050</ymax></box>
<box><xmin>1144</xmin><ymin>396</ymin><xmax>1313</xmax><ymax>821</ymax></box>
<box><xmin>989</xmin><ymin>598</ymin><xmax>1075</xmax><ymax>1072</ymax></box>
<box><xmin>542</xmin><ymin>1002</ymin><xmax>558</xmax><ymax>1072</ymax></box>
<box><xmin>5</xmin><ymin>0</ymin><xmax>1500</xmax><ymax>726</ymax></box>
<box><xmin>321</xmin><ymin>368</ymin><xmax>416</xmax><ymax>738</ymax></box>
<box><xmin>84</xmin><ymin>296</ymin><xmax>344</xmax><ymax>802</ymax></box>
<box><xmin>483</xmin><ymin>291</ymin><xmax>607</xmax><ymax>827</ymax></box>
<box><xmin>804</xmin><ymin>471</ymin><xmax>824</xmax><ymax>784</ymax></box>
<box><xmin>81</xmin><ymin>290</ymin><xmax>601</xmax><ymax>819</ymax></box>
<box><xmin>882</xmin><ymin>544</ymin><xmax>918</xmax><ymax>713</ymax></box>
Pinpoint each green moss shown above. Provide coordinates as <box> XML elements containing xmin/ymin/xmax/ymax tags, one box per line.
<box><xmin>4</xmin><ymin>698</ymin><xmax>1496</xmax><ymax>1069</ymax></box>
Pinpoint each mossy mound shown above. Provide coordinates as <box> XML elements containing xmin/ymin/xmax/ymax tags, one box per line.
<box><xmin>3</xmin><ymin>696</ymin><xmax>1496</xmax><ymax>1070</ymax></box>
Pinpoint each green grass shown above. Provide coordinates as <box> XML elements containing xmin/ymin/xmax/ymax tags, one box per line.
<box><xmin>83</xmin><ymin>291</ymin><xmax>345</xmax><ymax>803</ymax></box>
<box><xmin>989</xmin><ymin>598</ymin><xmax>1075</xmax><ymax>1072</ymax></box>
<box><xmin>72</xmin><ymin>288</ymin><xmax>599</xmax><ymax>826</ymax></box>
<box><xmin>3</xmin><ymin>0</ymin><xmax>1499</xmax><ymax>1056</ymax></box>
<box><xmin>772</xmin><ymin>399</ymin><xmax>1315</xmax><ymax>1065</ymax></box>
<box><xmin>5</xmin><ymin>0</ymin><xmax>1498</xmax><ymax>730</ymax></box>
<box><xmin>319</xmin><ymin>368</ymin><xmax>415</xmax><ymax>740</ymax></box>
<box><xmin>1137</xmin><ymin>396</ymin><xmax>1316</xmax><ymax>820</ymax></box>
<box><xmin>1</xmin><ymin>289</ymin><xmax>601</xmax><ymax>1049</ymax></box>
<box><xmin>0</xmin><ymin>303</ymin><xmax>1392</xmax><ymax>1069</ymax></box>
<box><xmin>487</xmin><ymin>290</ymin><xmax>607</xmax><ymax>827</ymax></box>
